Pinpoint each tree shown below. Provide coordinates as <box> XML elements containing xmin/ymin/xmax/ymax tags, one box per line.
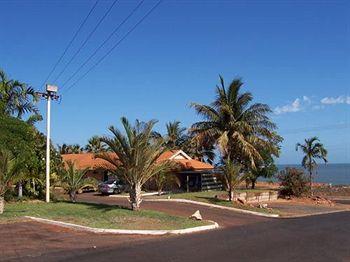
<box><xmin>220</xmin><ymin>158</ymin><xmax>245</xmax><ymax>202</ymax></box>
<box><xmin>0</xmin><ymin>114</ymin><xmax>62</xmax><ymax>199</ymax></box>
<box><xmin>277</xmin><ymin>168</ymin><xmax>309</xmax><ymax>197</ymax></box>
<box><xmin>0</xmin><ymin>69</ymin><xmax>39</xmax><ymax>118</ymax></box>
<box><xmin>182</xmin><ymin>133</ymin><xmax>215</xmax><ymax>164</ymax></box>
<box><xmin>58</xmin><ymin>143</ymin><xmax>84</xmax><ymax>154</ymax></box>
<box><xmin>0</xmin><ymin>149</ymin><xmax>21</xmax><ymax>214</ymax></box>
<box><xmin>296</xmin><ymin>137</ymin><xmax>327</xmax><ymax>194</ymax></box>
<box><xmin>85</xmin><ymin>136</ymin><xmax>106</xmax><ymax>153</ymax></box>
<box><xmin>59</xmin><ymin>161</ymin><xmax>89</xmax><ymax>202</ymax></box>
<box><xmin>248</xmin><ymin>149</ymin><xmax>279</xmax><ymax>189</ymax></box>
<box><xmin>97</xmin><ymin>117</ymin><xmax>175</xmax><ymax>211</ymax></box>
<box><xmin>164</xmin><ymin>121</ymin><xmax>187</xmax><ymax>149</ymax></box>
<box><xmin>153</xmin><ymin>171</ymin><xmax>180</xmax><ymax>196</ymax></box>
<box><xmin>191</xmin><ymin>76</ymin><xmax>281</xmax><ymax>170</ymax></box>
<box><xmin>153</xmin><ymin>121</ymin><xmax>187</xmax><ymax>150</ymax></box>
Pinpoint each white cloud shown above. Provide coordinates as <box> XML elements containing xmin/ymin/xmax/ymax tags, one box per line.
<box><xmin>275</xmin><ymin>95</ymin><xmax>349</xmax><ymax>115</ymax></box>
<box><xmin>303</xmin><ymin>96</ymin><xmax>311</xmax><ymax>104</ymax></box>
<box><xmin>274</xmin><ymin>98</ymin><xmax>302</xmax><ymax>115</ymax></box>
<box><xmin>320</xmin><ymin>96</ymin><xmax>350</xmax><ymax>105</ymax></box>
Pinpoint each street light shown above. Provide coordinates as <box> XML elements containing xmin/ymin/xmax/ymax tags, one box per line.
<box><xmin>37</xmin><ymin>85</ymin><xmax>59</xmax><ymax>203</ymax></box>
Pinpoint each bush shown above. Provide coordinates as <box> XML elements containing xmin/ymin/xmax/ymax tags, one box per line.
<box><xmin>277</xmin><ymin>168</ymin><xmax>309</xmax><ymax>197</ymax></box>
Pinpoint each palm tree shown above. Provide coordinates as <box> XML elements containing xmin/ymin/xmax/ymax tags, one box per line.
<box><xmin>221</xmin><ymin>158</ymin><xmax>245</xmax><ymax>202</ymax></box>
<box><xmin>182</xmin><ymin>133</ymin><xmax>215</xmax><ymax>164</ymax></box>
<box><xmin>97</xmin><ymin>117</ymin><xmax>175</xmax><ymax>211</ymax></box>
<box><xmin>165</xmin><ymin>121</ymin><xmax>187</xmax><ymax>149</ymax></box>
<box><xmin>191</xmin><ymin>76</ymin><xmax>281</xmax><ymax>169</ymax></box>
<box><xmin>85</xmin><ymin>136</ymin><xmax>106</xmax><ymax>153</ymax></box>
<box><xmin>58</xmin><ymin>144</ymin><xmax>70</xmax><ymax>154</ymax></box>
<box><xmin>59</xmin><ymin>160</ymin><xmax>89</xmax><ymax>202</ymax></box>
<box><xmin>0</xmin><ymin>69</ymin><xmax>39</xmax><ymax>118</ymax></box>
<box><xmin>153</xmin><ymin>121</ymin><xmax>187</xmax><ymax>150</ymax></box>
<box><xmin>70</xmin><ymin>144</ymin><xmax>84</xmax><ymax>154</ymax></box>
<box><xmin>0</xmin><ymin>149</ymin><xmax>20</xmax><ymax>214</ymax></box>
<box><xmin>296</xmin><ymin>137</ymin><xmax>327</xmax><ymax>194</ymax></box>
<box><xmin>58</xmin><ymin>143</ymin><xmax>84</xmax><ymax>154</ymax></box>
<box><xmin>153</xmin><ymin>171</ymin><xmax>180</xmax><ymax>196</ymax></box>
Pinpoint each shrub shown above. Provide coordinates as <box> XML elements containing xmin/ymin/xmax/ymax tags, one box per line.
<box><xmin>277</xmin><ymin>167</ymin><xmax>309</xmax><ymax>197</ymax></box>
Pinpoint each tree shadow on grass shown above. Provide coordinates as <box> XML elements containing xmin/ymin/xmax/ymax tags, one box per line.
<box><xmin>57</xmin><ymin>200</ymin><xmax>132</xmax><ymax>212</ymax></box>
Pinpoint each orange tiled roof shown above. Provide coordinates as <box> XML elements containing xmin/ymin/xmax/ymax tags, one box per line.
<box><xmin>62</xmin><ymin>150</ymin><xmax>213</xmax><ymax>171</ymax></box>
<box><xmin>62</xmin><ymin>153</ymin><xmax>116</xmax><ymax>170</ymax></box>
<box><xmin>175</xmin><ymin>159</ymin><xmax>213</xmax><ymax>170</ymax></box>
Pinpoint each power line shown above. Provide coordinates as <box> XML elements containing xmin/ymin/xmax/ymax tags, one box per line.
<box><xmin>52</xmin><ymin>0</ymin><xmax>119</xmax><ymax>84</ymax></box>
<box><xmin>63</xmin><ymin>0</ymin><xmax>163</xmax><ymax>94</ymax></box>
<box><xmin>61</xmin><ymin>0</ymin><xmax>145</xmax><ymax>89</ymax></box>
<box><xmin>40</xmin><ymin>0</ymin><xmax>99</xmax><ymax>90</ymax></box>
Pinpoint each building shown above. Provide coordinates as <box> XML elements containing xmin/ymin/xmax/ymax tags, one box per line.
<box><xmin>62</xmin><ymin>150</ymin><xmax>222</xmax><ymax>191</ymax></box>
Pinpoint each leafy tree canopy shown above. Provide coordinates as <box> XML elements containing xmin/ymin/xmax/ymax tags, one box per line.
<box><xmin>0</xmin><ymin>113</ymin><xmax>36</xmax><ymax>161</ymax></box>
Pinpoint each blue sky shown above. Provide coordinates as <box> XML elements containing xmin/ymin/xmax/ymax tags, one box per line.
<box><xmin>1</xmin><ymin>0</ymin><xmax>349</xmax><ymax>164</ymax></box>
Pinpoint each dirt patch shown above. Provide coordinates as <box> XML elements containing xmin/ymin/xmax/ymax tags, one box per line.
<box><xmin>313</xmin><ymin>185</ymin><xmax>350</xmax><ymax>197</ymax></box>
<box><xmin>279</xmin><ymin>196</ymin><xmax>335</xmax><ymax>206</ymax></box>
<box><xmin>266</xmin><ymin>196</ymin><xmax>350</xmax><ymax>217</ymax></box>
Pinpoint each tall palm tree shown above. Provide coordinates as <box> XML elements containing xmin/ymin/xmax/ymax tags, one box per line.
<box><xmin>97</xmin><ymin>117</ymin><xmax>175</xmax><ymax>211</ymax></box>
<box><xmin>59</xmin><ymin>160</ymin><xmax>89</xmax><ymax>202</ymax></box>
<box><xmin>0</xmin><ymin>149</ymin><xmax>20</xmax><ymax>214</ymax></box>
<box><xmin>153</xmin><ymin>121</ymin><xmax>187</xmax><ymax>150</ymax></box>
<box><xmin>165</xmin><ymin>121</ymin><xmax>187</xmax><ymax>149</ymax></box>
<box><xmin>85</xmin><ymin>136</ymin><xmax>106</xmax><ymax>153</ymax></box>
<box><xmin>0</xmin><ymin>69</ymin><xmax>39</xmax><ymax>118</ymax></box>
<box><xmin>191</xmin><ymin>76</ymin><xmax>281</xmax><ymax>169</ymax></box>
<box><xmin>296</xmin><ymin>137</ymin><xmax>327</xmax><ymax>194</ymax></box>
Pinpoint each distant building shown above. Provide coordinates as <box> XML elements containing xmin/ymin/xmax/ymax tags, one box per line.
<box><xmin>62</xmin><ymin>150</ymin><xmax>222</xmax><ymax>191</ymax></box>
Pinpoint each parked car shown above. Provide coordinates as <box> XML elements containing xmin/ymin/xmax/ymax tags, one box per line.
<box><xmin>98</xmin><ymin>180</ymin><xmax>125</xmax><ymax>195</ymax></box>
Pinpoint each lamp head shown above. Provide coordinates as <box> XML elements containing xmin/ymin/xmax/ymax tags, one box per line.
<box><xmin>46</xmin><ymin>84</ymin><xmax>58</xmax><ymax>93</ymax></box>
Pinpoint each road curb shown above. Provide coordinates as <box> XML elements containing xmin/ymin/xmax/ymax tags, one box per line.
<box><xmin>109</xmin><ymin>192</ymin><xmax>165</xmax><ymax>198</ymax></box>
<box><xmin>24</xmin><ymin>216</ymin><xmax>219</xmax><ymax>235</ymax></box>
<box><xmin>145</xmin><ymin>199</ymin><xmax>280</xmax><ymax>218</ymax></box>
<box><xmin>279</xmin><ymin>209</ymin><xmax>350</xmax><ymax>219</ymax></box>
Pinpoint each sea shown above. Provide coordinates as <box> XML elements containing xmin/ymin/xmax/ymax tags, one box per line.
<box><xmin>275</xmin><ymin>164</ymin><xmax>350</xmax><ymax>185</ymax></box>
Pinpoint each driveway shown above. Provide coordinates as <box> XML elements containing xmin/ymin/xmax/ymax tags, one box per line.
<box><xmin>77</xmin><ymin>193</ymin><xmax>270</xmax><ymax>227</ymax></box>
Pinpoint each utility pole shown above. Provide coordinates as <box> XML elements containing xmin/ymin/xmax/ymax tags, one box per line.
<box><xmin>37</xmin><ymin>85</ymin><xmax>59</xmax><ymax>203</ymax></box>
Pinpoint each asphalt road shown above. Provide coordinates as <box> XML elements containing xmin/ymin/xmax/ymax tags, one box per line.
<box><xmin>22</xmin><ymin>211</ymin><xmax>350</xmax><ymax>262</ymax></box>
<box><xmin>19</xmin><ymin>193</ymin><xmax>350</xmax><ymax>262</ymax></box>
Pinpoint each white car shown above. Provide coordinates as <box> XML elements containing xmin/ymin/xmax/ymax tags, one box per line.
<box><xmin>98</xmin><ymin>180</ymin><xmax>125</xmax><ymax>195</ymax></box>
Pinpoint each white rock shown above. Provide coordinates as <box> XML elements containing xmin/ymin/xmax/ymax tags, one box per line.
<box><xmin>259</xmin><ymin>203</ymin><xmax>268</xmax><ymax>208</ymax></box>
<box><xmin>189</xmin><ymin>210</ymin><xmax>202</xmax><ymax>220</ymax></box>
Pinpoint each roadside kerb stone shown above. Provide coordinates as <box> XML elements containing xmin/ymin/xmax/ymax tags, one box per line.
<box><xmin>24</xmin><ymin>216</ymin><xmax>219</xmax><ymax>235</ymax></box>
<box><xmin>145</xmin><ymin>198</ymin><xmax>280</xmax><ymax>218</ymax></box>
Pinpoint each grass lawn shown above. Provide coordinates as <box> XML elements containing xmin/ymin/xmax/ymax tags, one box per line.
<box><xmin>157</xmin><ymin>190</ymin><xmax>279</xmax><ymax>215</ymax></box>
<box><xmin>0</xmin><ymin>201</ymin><xmax>209</xmax><ymax>230</ymax></box>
